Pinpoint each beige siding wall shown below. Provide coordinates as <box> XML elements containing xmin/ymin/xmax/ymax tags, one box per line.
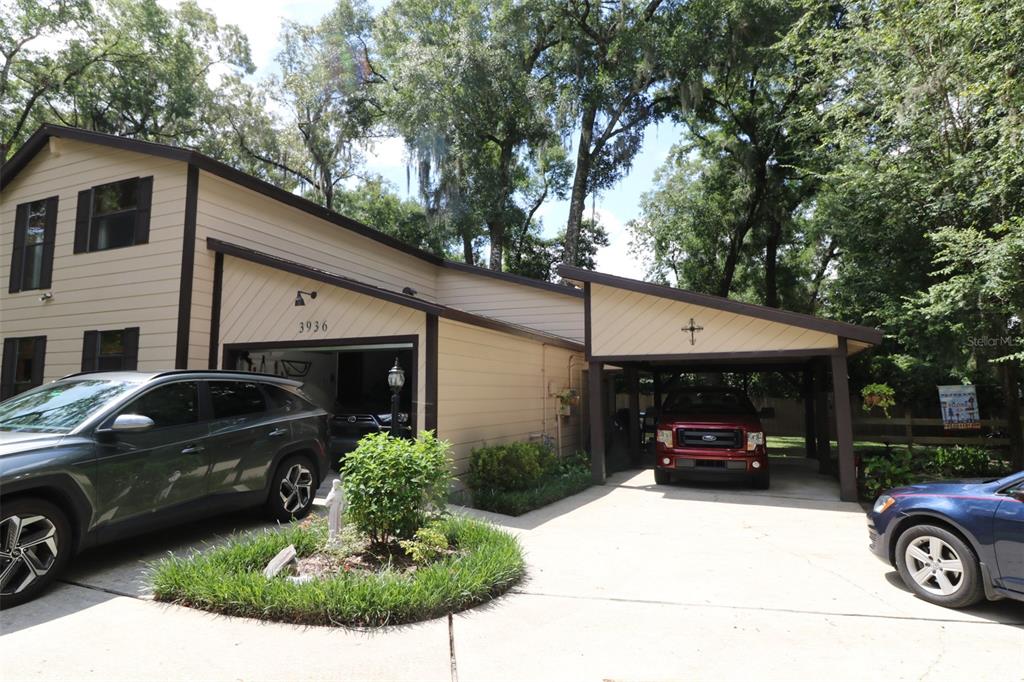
<box><xmin>437</xmin><ymin>318</ymin><xmax>584</xmax><ymax>475</ymax></box>
<box><xmin>0</xmin><ymin>139</ymin><xmax>187</xmax><ymax>379</ymax></box>
<box><xmin>590</xmin><ymin>284</ymin><xmax>838</xmax><ymax>357</ymax></box>
<box><xmin>218</xmin><ymin>257</ymin><xmax>427</xmax><ymax>427</ymax></box>
<box><xmin>437</xmin><ymin>269</ymin><xmax>584</xmax><ymax>342</ymax></box>
<box><xmin>187</xmin><ymin>171</ymin><xmax>439</xmax><ymax>368</ymax></box>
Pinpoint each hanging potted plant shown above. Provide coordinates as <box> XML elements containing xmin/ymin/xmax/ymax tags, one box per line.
<box><xmin>553</xmin><ymin>388</ymin><xmax>579</xmax><ymax>416</ymax></box>
<box><xmin>861</xmin><ymin>383</ymin><xmax>896</xmax><ymax>417</ymax></box>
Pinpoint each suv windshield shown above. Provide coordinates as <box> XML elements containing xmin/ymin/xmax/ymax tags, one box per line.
<box><xmin>662</xmin><ymin>389</ymin><xmax>756</xmax><ymax>416</ymax></box>
<box><xmin>0</xmin><ymin>379</ymin><xmax>141</xmax><ymax>433</ymax></box>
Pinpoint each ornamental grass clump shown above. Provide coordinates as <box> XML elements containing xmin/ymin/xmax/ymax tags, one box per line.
<box><xmin>341</xmin><ymin>431</ymin><xmax>451</xmax><ymax>545</ymax></box>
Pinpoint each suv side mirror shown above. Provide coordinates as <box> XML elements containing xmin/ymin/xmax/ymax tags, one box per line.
<box><xmin>108</xmin><ymin>414</ymin><xmax>155</xmax><ymax>433</ymax></box>
<box><xmin>759</xmin><ymin>407</ymin><xmax>776</xmax><ymax>419</ymax></box>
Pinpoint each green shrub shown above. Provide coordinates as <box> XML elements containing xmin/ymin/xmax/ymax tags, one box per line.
<box><xmin>399</xmin><ymin>523</ymin><xmax>449</xmax><ymax>564</ymax></box>
<box><xmin>861</xmin><ymin>449</ymin><xmax>914</xmax><ymax>500</ymax></box>
<box><xmin>342</xmin><ymin>431</ymin><xmax>451</xmax><ymax>544</ymax></box>
<box><xmin>933</xmin><ymin>445</ymin><xmax>993</xmax><ymax>478</ymax></box>
<box><xmin>473</xmin><ymin>467</ymin><xmax>592</xmax><ymax>516</ymax></box>
<box><xmin>468</xmin><ymin>441</ymin><xmax>556</xmax><ymax>493</ymax></box>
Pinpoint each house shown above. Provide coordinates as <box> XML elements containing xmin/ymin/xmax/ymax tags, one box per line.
<box><xmin>0</xmin><ymin>126</ymin><xmax>881</xmax><ymax>499</ymax></box>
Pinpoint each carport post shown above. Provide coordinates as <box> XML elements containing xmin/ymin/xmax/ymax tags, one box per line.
<box><xmin>626</xmin><ymin>366</ymin><xmax>640</xmax><ymax>465</ymax></box>
<box><xmin>802</xmin><ymin>366</ymin><xmax>816</xmax><ymax>459</ymax></box>
<box><xmin>830</xmin><ymin>340</ymin><xmax>858</xmax><ymax>502</ymax></box>
<box><xmin>588</xmin><ymin>361</ymin><xmax>607</xmax><ymax>484</ymax></box>
<box><xmin>814</xmin><ymin>358</ymin><xmax>832</xmax><ymax>474</ymax></box>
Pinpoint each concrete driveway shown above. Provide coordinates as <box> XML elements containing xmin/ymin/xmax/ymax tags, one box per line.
<box><xmin>2</xmin><ymin>459</ymin><xmax>1022</xmax><ymax>682</ymax></box>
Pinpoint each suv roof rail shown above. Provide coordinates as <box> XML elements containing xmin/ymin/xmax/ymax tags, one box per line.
<box><xmin>57</xmin><ymin>369</ymin><xmax>303</xmax><ymax>386</ymax></box>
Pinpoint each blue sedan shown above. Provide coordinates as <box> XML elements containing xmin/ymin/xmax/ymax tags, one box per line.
<box><xmin>867</xmin><ymin>471</ymin><xmax>1024</xmax><ymax>608</ymax></box>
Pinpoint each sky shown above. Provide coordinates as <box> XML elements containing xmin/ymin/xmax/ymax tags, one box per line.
<box><xmin>174</xmin><ymin>0</ymin><xmax>687</xmax><ymax>280</ymax></box>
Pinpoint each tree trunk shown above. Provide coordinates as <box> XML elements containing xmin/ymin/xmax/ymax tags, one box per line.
<box><xmin>1004</xmin><ymin>360</ymin><xmax>1023</xmax><ymax>471</ymax></box>
<box><xmin>764</xmin><ymin>215</ymin><xmax>782</xmax><ymax>308</ymax></box>
<box><xmin>488</xmin><ymin>220</ymin><xmax>504</xmax><ymax>271</ymax></box>
<box><xmin>718</xmin><ymin>160</ymin><xmax>766</xmax><ymax>298</ymax></box>
<box><xmin>563</xmin><ymin>102</ymin><xmax>598</xmax><ymax>268</ymax></box>
<box><xmin>462</xmin><ymin>232</ymin><xmax>474</xmax><ymax>266</ymax></box>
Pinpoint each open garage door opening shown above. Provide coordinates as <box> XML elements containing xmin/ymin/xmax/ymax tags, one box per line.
<box><xmin>223</xmin><ymin>338</ymin><xmax>417</xmax><ymax>465</ymax></box>
<box><xmin>597</xmin><ymin>362</ymin><xmax>842</xmax><ymax>497</ymax></box>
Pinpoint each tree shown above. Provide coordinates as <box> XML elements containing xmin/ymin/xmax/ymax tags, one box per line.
<box><xmin>506</xmin><ymin>218</ymin><xmax>609</xmax><ymax>281</ymax></box>
<box><xmin>334</xmin><ymin>176</ymin><xmax>442</xmax><ymax>255</ymax></box>
<box><xmin>1</xmin><ymin>0</ymin><xmax>254</xmax><ymax>160</ymax></box>
<box><xmin>378</xmin><ymin>0</ymin><xmax>563</xmax><ymax>269</ymax></box>
<box><xmin>555</xmin><ymin>0</ymin><xmax>679</xmax><ymax>266</ymax></box>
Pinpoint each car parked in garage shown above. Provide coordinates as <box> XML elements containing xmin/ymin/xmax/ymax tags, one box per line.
<box><xmin>328</xmin><ymin>407</ymin><xmax>408</xmax><ymax>466</ymax></box>
<box><xmin>867</xmin><ymin>471</ymin><xmax>1024</xmax><ymax>607</ymax></box>
<box><xmin>653</xmin><ymin>387</ymin><xmax>770</xmax><ymax>488</ymax></box>
<box><xmin>0</xmin><ymin>370</ymin><xmax>330</xmax><ymax>608</ymax></box>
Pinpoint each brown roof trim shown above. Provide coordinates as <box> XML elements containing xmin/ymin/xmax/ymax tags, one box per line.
<box><xmin>3</xmin><ymin>125</ymin><xmax>580</xmax><ymax>299</ymax></box>
<box><xmin>558</xmin><ymin>265</ymin><xmax>883</xmax><ymax>346</ymax></box>
<box><xmin>207</xmin><ymin>238</ymin><xmax>583</xmax><ymax>352</ymax></box>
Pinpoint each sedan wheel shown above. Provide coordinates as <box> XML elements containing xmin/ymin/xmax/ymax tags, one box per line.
<box><xmin>0</xmin><ymin>498</ymin><xmax>72</xmax><ymax>608</ymax></box>
<box><xmin>278</xmin><ymin>463</ymin><xmax>314</xmax><ymax>515</ymax></box>
<box><xmin>894</xmin><ymin>524</ymin><xmax>984</xmax><ymax>608</ymax></box>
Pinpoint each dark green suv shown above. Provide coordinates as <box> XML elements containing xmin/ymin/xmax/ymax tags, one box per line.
<box><xmin>0</xmin><ymin>370</ymin><xmax>329</xmax><ymax>607</ymax></box>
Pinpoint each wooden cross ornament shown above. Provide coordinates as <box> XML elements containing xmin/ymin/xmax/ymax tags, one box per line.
<box><xmin>682</xmin><ymin>318</ymin><xmax>703</xmax><ymax>345</ymax></box>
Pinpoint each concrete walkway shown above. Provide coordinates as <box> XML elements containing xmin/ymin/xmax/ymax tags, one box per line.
<box><xmin>2</xmin><ymin>460</ymin><xmax>1022</xmax><ymax>681</ymax></box>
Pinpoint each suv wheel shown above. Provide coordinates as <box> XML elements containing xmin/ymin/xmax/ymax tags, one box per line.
<box><xmin>0</xmin><ymin>498</ymin><xmax>72</xmax><ymax>609</ymax></box>
<box><xmin>894</xmin><ymin>524</ymin><xmax>984</xmax><ymax>608</ymax></box>
<box><xmin>266</xmin><ymin>454</ymin><xmax>316</xmax><ymax>523</ymax></box>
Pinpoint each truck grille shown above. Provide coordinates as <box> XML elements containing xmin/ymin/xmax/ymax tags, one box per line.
<box><xmin>675</xmin><ymin>428</ymin><xmax>743</xmax><ymax>449</ymax></box>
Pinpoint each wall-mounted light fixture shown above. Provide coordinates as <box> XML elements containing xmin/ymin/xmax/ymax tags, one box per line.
<box><xmin>402</xmin><ymin>286</ymin><xmax>418</xmax><ymax>297</ymax></box>
<box><xmin>294</xmin><ymin>290</ymin><xmax>317</xmax><ymax>306</ymax></box>
<box><xmin>39</xmin><ymin>292</ymin><xmax>54</xmax><ymax>302</ymax></box>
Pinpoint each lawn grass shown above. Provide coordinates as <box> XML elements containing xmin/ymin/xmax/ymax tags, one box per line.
<box><xmin>150</xmin><ymin>515</ymin><xmax>525</xmax><ymax>627</ymax></box>
<box><xmin>768</xmin><ymin>435</ymin><xmax>915</xmax><ymax>457</ymax></box>
<box><xmin>471</xmin><ymin>468</ymin><xmax>592</xmax><ymax>516</ymax></box>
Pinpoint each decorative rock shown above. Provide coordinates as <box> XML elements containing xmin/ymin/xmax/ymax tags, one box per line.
<box><xmin>263</xmin><ymin>544</ymin><xmax>297</xmax><ymax>578</ymax></box>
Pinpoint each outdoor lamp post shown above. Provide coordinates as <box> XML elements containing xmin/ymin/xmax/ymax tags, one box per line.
<box><xmin>387</xmin><ymin>358</ymin><xmax>405</xmax><ymax>436</ymax></box>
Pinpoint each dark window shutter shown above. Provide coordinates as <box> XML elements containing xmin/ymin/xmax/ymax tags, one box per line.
<box><xmin>38</xmin><ymin>196</ymin><xmax>58</xmax><ymax>289</ymax></box>
<box><xmin>8</xmin><ymin>203</ymin><xmax>28</xmax><ymax>293</ymax></box>
<box><xmin>1</xmin><ymin>338</ymin><xmax>17</xmax><ymax>399</ymax></box>
<box><xmin>133</xmin><ymin>176</ymin><xmax>153</xmax><ymax>245</ymax></box>
<box><xmin>123</xmin><ymin>327</ymin><xmax>140</xmax><ymax>370</ymax></box>
<box><xmin>74</xmin><ymin>189</ymin><xmax>92</xmax><ymax>253</ymax></box>
<box><xmin>31</xmin><ymin>336</ymin><xmax>46</xmax><ymax>387</ymax></box>
<box><xmin>81</xmin><ymin>330</ymin><xmax>99</xmax><ymax>371</ymax></box>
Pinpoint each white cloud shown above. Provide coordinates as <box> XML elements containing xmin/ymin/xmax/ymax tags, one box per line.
<box><xmin>593</xmin><ymin>206</ymin><xmax>646</xmax><ymax>280</ymax></box>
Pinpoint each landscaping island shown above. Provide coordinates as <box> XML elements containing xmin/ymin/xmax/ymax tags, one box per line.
<box><xmin>151</xmin><ymin>432</ymin><xmax>525</xmax><ymax>627</ymax></box>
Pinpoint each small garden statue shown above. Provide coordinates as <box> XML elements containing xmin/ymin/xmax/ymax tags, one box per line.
<box><xmin>324</xmin><ymin>478</ymin><xmax>346</xmax><ymax>546</ymax></box>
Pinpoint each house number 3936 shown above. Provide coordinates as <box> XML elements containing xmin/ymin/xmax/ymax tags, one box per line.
<box><xmin>298</xmin><ymin>320</ymin><xmax>328</xmax><ymax>333</ymax></box>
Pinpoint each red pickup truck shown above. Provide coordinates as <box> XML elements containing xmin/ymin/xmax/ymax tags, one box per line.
<box><xmin>654</xmin><ymin>387</ymin><xmax>769</xmax><ymax>489</ymax></box>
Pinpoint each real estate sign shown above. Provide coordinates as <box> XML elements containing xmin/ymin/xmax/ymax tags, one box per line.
<box><xmin>937</xmin><ymin>385</ymin><xmax>981</xmax><ymax>430</ymax></box>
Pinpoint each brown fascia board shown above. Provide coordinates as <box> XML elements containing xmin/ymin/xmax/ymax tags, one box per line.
<box><xmin>559</xmin><ymin>264</ymin><xmax>883</xmax><ymax>346</ymax></box>
<box><xmin>1</xmin><ymin>125</ymin><xmax>581</xmax><ymax>300</ymax></box>
<box><xmin>207</xmin><ymin>238</ymin><xmax>584</xmax><ymax>352</ymax></box>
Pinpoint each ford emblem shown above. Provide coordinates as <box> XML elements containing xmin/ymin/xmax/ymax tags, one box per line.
<box><xmin>702</xmin><ymin>434</ymin><xmax>717</xmax><ymax>442</ymax></box>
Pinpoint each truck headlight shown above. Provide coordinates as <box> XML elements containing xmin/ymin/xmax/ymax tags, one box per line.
<box><xmin>746</xmin><ymin>431</ymin><xmax>764</xmax><ymax>450</ymax></box>
<box><xmin>657</xmin><ymin>429</ymin><xmax>673</xmax><ymax>447</ymax></box>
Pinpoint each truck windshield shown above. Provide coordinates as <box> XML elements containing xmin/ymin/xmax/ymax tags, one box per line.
<box><xmin>0</xmin><ymin>379</ymin><xmax>140</xmax><ymax>433</ymax></box>
<box><xmin>662</xmin><ymin>389</ymin><xmax>756</xmax><ymax>415</ymax></box>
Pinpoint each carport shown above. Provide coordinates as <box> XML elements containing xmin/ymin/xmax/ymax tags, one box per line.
<box><xmin>557</xmin><ymin>266</ymin><xmax>883</xmax><ymax>502</ymax></box>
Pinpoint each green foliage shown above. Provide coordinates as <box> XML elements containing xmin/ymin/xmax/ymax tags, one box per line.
<box><xmin>469</xmin><ymin>446</ymin><xmax>591</xmax><ymax>516</ymax></box>
<box><xmin>932</xmin><ymin>446</ymin><xmax>994</xmax><ymax>479</ymax></box>
<box><xmin>341</xmin><ymin>431</ymin><xmax>452</xmax><ymax>544</ymax></box>
<box><xmin>151</xmin><ymin>515</ymin><xmax>524</xmax><ymax>627</ymax></box>
<box><xmin>468</xmin><ymin>441</ymin><xmax>557</xmax><ymax>493</ymax></box>
<box><xmin>861</xmin><ymin>383</ymin><xmax>896</xmax><ymax>418</ymax></box>
<box><xmin>398</xmin><ymin>523</ymin><xmax>449</xmax><ymax>564</ymax></box>
<box><xmin>861</xmin><ymin>450</ymin><xmax>915</xmax><ymax>500</ymax></box>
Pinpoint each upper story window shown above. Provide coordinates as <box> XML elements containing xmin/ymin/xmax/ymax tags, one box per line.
<box><xmin>8</xmin><ymin>197</ymin><xmax>57</xmax><ymax>293</ymax></box>
<box><xmin>74</xmin><ymin>176</ymin><xmax>153</xmax><ymax>253</ymax></box>
<box><xmin>82</xmin><ymin>327</ymin><xmax>140</xmax><ymax>372</ymax></box>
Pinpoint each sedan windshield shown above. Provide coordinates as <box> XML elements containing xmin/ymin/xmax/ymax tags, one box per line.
<box><xmin>0</xmin><ymin>379</ymin><xmax>141</xmax><ymax>433</ymax></box>
<box><xmin>662</xmin><ymin>389</ymin><xmax>756</xmax><ymax>415</ymax></box>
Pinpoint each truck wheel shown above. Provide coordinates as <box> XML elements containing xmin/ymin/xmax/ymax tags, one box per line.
<box><xmin>266</xmin><ymin>454</ymin><xmax>317</xmax><ymax>523</ymax></box>
<box><xmin>752</xmin><ymin>471</ymin><xmax>770</xmax><ymax>489</ymax></box>
<box><xmin>654</xmin><ymin>468</ymin><xmax>672</xmax><ymax>485</ymax></box>
<box><xmin>0</xmin><ymin>497</ymin><xmax>73</xmax><ymax>609</ymax></box>
<box><xmin>894</xmin><ymin>524</ymin><xmax>984</xmax><ymax>608</ymax></box>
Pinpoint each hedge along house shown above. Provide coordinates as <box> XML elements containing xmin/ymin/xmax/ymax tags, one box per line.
<box><xmin>557</xmin><ymin>265</ymin><xmax>883</xmax><ymax>501</ymax></box>
<box><xmin>0</xmin><ymin>126</ymin><xmax>881</xmax><ymax>498</ymax></box>
<box><xmin>1</xmin><ymin>126</ymin><xmax>586</xmax><ymax>476</ymax></box>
